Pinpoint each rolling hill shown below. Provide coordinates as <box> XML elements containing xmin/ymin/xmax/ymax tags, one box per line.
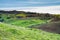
<box><xmin>0</xmin><ymin>22</ymin><xmax>60</xmax><ymax>40</ymax></box>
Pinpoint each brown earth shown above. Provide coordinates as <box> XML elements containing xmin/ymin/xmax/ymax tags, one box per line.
<box><xmin>32</xmin><ymin>22</ymin><xmax>60</xmax><ymax>34</ymax></box>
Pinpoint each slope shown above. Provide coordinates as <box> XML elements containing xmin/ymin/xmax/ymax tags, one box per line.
<box><xmin>0</xmin><ymin>22</ymin><xmax>60</xmax><ymax>40</ymax></box>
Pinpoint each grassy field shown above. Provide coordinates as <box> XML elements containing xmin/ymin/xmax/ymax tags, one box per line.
<box><xmin>0</xmin><ymin>18</ymin><xmax>60</xmax><ymax>40</ymax></box>
<box><xmin>4</xmin><ymin>19</ymin><xmax>47</xmax><ymax>27</ymax></box>
<box><xmin>0</xmin><ymin>11</ymin><xmax>60</xmax><ymax>40</ymax></box>
<box><xmin>0</xmin><ymin>23</ymin><xmax>60</xmax><ymax>40</ymax></box>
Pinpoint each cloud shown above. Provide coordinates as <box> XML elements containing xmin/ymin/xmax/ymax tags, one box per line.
<box><xmin>21</xmin><ymin>6</ymin><xmax>60</xmax><ymax>14</ymax></box>
<box><xmin>0</xmin><ymin>5</ymin><xmax>60</xmax><ymax>14</ymax></box>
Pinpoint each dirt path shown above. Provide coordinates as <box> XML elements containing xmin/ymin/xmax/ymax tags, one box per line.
<box><xmin>32</xmin><ymin>22</ymin><xmax>60</xmax><ymax>34</ymax></box>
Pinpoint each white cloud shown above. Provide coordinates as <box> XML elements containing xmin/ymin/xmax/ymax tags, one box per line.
<box><xmin>0</xmin><ymin>5</ymin><xmax>60</xmax><ymax>14</ymax></box>
<box><xmin>18</xmin><ymin>6</ymin><xmax>60</xmax><ymax>14</ymax></box>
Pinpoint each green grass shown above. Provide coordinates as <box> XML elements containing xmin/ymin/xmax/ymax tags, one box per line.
<box><xmin>0</xmin><ymin>23</ymin><xmax>60</xmax><ymax>40</ymax></box>
<box><xmin>5</xmin><ymin>19</ymin><xmax>47</xmax><ymax>27</ymax></box>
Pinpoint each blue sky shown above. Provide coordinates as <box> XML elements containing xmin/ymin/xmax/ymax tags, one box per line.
<box><xmin>0</xmin><ymin>0</ymin><xmax>60</xmax><ymax>8</ymax></box>
<box><xmin>0</xmin><ymin>0</ymin><xmax>60</xmax><ymax>14</ymax></box>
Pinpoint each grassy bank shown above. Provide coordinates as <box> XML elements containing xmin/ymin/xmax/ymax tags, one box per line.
<box><xmin>0</xmin><ymin>23</ymin><xmax>60</xmax><ymax>40</ymax></box>
<box><xmin>4</xmin><ymin>19</ymin><xmax>47</xmax><ymax>27</ymax></box>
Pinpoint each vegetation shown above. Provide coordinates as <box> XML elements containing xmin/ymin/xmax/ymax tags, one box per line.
<box><xmin>0</xmin><ymin>10</ymin><xmax>60</xmax><ymax>40</ymax></box>
<box><xmin>0</xmin><ymin>23</ymin><xmax>60</xmax><ymax>40</ymax></box>
<box><xmin>6</xmin><ymin>19</ymin><xmax>46</xmax><ymax>27</ymax></box>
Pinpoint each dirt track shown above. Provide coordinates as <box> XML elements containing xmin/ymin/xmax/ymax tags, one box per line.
<box><xmin>33</xmin><ymin>22</ymin><xmax>60</xmax><ymax>34</ymax></box>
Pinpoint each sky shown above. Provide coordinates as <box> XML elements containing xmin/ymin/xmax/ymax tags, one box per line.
<box><xmin>0</xmin><ymin>0</ymin><xmax>60</xmax><ymax>14</ymax></box>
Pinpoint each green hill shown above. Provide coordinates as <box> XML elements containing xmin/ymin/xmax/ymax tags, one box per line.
<box><xmin>0</xmin><ymin>22</ymin><xmax>60</xmax><ymax>40</ymax></box>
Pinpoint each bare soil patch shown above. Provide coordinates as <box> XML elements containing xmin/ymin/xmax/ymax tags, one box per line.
<box><xmin>33</xmin><ymin>22</ymin><xmax>60</xmax><ymax>34</ymax></box>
